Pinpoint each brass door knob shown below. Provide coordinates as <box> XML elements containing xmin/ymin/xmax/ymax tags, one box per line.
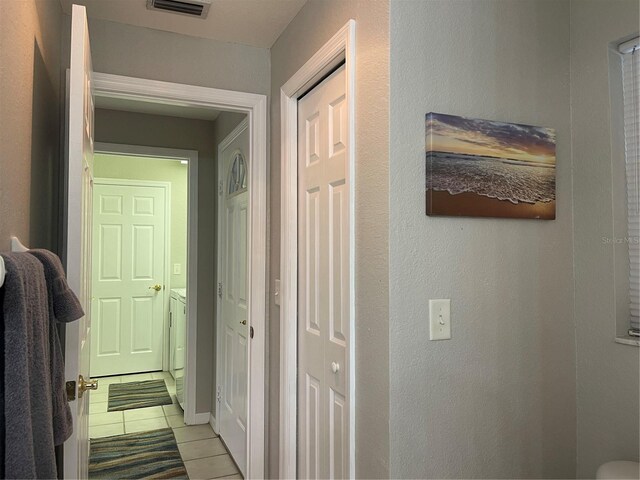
<box><xmin>78</xmin><ymin>375</ymin><xmax>98</xmax><ymax>398</ymax></box>
<box><xmin>149</xmin><ymin>284</ymin><xmax>162</xmax><ymax>292</ymax></box>
<box><xmin>240</xmin><ymin>320</ymin><xmax>247</xmax><ymax>325</ymax></box>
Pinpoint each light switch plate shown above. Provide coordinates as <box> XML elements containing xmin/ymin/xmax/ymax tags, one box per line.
<box><xmin>173</xmin><ymin>263</ymin><xmax>181</xmax><ymax>275</ymax></box>
<box><xmin>274</xmin><ymin>279</ymin><xmax>281</xmax><ymax>306</ymax></box>
<box><xmin>429</xmin><ymin>299</ymin><xmax>451</xmax><ymax>340</ymax></box>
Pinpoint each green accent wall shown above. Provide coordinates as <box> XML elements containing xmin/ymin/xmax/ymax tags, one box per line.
<box><xmin>94</xmin><ymin>153</ymin><xmax>188</xmax><ymax>289</ymax></box>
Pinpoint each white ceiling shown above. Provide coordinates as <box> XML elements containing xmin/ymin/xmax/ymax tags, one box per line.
<box><xmin>95</xmin><ymin>96</ymin><xmax>223</xmax><ymax>121</ymax></box>
<box><xmin>59</xmin><ymin>0</ymin><xmax>307</xmax><ymax>48</ymax></box>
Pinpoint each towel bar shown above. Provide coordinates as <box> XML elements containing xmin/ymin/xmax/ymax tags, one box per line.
<box><xmin>0</xmin><ymin>236</ymin><xmax>30</xmax><ymax>288</ymax></box>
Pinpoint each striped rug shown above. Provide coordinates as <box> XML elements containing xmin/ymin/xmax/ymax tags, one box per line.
<box><xmin>108</xmin><ymin>379</ymin><xmax>173</xmax><ymax>412</ymax></box>
<box><xmin>89</xmin><ymin>428</ymin><xmax>187</xmax><ymax>479</ymax></box>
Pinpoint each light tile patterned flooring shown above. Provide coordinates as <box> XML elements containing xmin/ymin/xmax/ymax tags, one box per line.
<box><xmin>89</xmin><ymin>371</ymin><xmax>242</xmax><ymax>480</ymax></box>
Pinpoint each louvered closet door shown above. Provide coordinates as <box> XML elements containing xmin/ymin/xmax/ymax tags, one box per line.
<box><xmin>297</xmin><ymin>65</ymin><xmax>349</xmax><ymax>480</ymax></box>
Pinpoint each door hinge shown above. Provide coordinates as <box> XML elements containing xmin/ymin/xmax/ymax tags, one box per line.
<box><xmin>250</xmin><ymin>326</ymin><xmax>254</xmax><ymax>339</ymax></box>
<box><xmin>216</xmin><ymin>385</ymin><xmax>222</xmax><ymax>402</ymax></box>
<box><xmin>169</xmin><ymin>311</ymin><xmax>172</xmax><ymax>328</ymax></box>
<box><xmin>66</xmin><ymin>380</ymin><xmax>76</xmax><ymax>401</ymax></box>
<box><xmin>217</xmin><ymin>282</ymin><xmax>223</xmax><ymax>297</ymax></box>
<box><xmin>218</xmin><ymin>180</ymin><xmax>223</xmax><ymax>196</ymax></box>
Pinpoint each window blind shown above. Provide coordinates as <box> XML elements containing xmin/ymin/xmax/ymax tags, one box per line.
<box><xmin>621</xmin><ymin>41</ymin><xmax>640</xmax><ymax>334</ymax></box>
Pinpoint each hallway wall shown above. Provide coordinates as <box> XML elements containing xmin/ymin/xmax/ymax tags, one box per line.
<box><xmin>270</xmin><ymin>1</ymin><xmax>390</xmax><ymax>478</ymax></box>
<box><xmin>68</xmin><ymin>16</ymin><xmax>270</xmax><ymax>96</ymax></box>
<box><xmin>0</xmin><ymin>0</ymin><xmax>64</xmax><ymax>253</ymax></box>
<box><xmin>570</xmin><ymin>0</ymin><xmax>640</xmax><ymax>476</ymax></box>
<box><xmin>389</xmin><ymin>1</ymin><xmax>575</xmax><ymax>477</ymax></box>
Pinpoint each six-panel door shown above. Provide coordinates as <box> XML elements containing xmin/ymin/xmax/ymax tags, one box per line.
<box><xmin>91</xmin><ymin>182</ymin><xmax>166</xmax><ymax>377</ymax></box>
<box><xmin>297</xmin><ymin>65</ymin><xmax>349</xmax><ymax>480</ymax></box>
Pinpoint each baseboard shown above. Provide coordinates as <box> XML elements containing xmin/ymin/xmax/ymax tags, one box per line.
<box><xmin>209</xmin><ymin>413</ymin><xmax>218</xmax><ymax>433</ymax></box>
<box><xmin>192</xmin><ymin>412</ymin><xmax>210</xmax><ymax>425</ymax></box>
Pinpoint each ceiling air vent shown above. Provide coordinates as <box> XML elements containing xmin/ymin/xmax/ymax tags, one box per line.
<box><xmin>146</xmin><ymin>0</ymin><xmax>212</xmax><ymax>19</ymax></box>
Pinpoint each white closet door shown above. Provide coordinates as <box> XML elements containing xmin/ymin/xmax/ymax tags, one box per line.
<box><xmin>297</xmin><ymin>65</ymin><xmax>349</xmax><ymax>480</ymax></box>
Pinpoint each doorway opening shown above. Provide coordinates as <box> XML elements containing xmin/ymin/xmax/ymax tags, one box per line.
<box><xmin>64</xmin><ymin>7</ymin><xmax>267</xmax><ymax>478</ymax></box>
<box><xmin>89</xmin><ymin>143</ymin><xmax>193</xmax><ymax>418</ymax></box>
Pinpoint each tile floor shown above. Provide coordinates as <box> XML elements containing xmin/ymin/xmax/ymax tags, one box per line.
<box><xmin>89</xmin><ymin>371</ymin><xmax>242</xmax><ymax>480</ymax></box>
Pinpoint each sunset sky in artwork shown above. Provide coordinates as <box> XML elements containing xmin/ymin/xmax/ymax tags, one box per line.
<box><xmin>426</xmin><ymin>113</ymin><xmax>556</xmax><ymax>165</ymax></box>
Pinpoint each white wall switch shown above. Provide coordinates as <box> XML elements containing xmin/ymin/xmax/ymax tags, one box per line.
<box><xmin>274</xmin><ymin>279</ymin><xmax>281</xmax><ymax>306</ymax></box>
<box><xmin>429</xmin><ymin>299</ymin><xmax>451</xmax><ymax>340</ymax></box>
<box><xmin>173</xmin><ymin>263</ymin><xmax>181</xmax><ymax>275</ymax></box>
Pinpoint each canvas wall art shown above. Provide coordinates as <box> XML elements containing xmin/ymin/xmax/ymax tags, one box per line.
<box><xmin>426</xmin><ymin>113</ymin><xmax>556</xmax><ymax>220</ymax></box>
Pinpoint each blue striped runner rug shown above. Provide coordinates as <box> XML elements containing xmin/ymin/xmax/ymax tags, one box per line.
<box><xmin>89</xmin><ymin>428</ymin><xmax>187</xmax><ymax>479</ymax></box>
<box><xmin>108</xmin><ymin>379</ymin><xmax>173</xmax><ymax>412</ymax></box>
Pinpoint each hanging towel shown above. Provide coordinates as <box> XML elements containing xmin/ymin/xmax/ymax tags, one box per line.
<box><xmin>28</xmin><ymin>249</ymin><xmax>84</xmax><ymax>446</ymax></box>
<box><xmin>0</xmin><ymin>252</ymin><xmax>57</xmax><ymax>479</ymax></box>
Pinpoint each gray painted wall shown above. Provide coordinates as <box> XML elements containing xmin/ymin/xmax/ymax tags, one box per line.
<box><xmin>0</xmin><ymin>0</ymin><xmax>63</xmax><ymax>253</ymax></box>
<box><xmin>95</xmin><ymin>108</ymin><xmax>218</xmax><ymax>414</ymax></box>
<box><xmin>270</xmin><ymin>1</ymin><xmax>390</xmax><ymax>478</ymax></box>
<box><xmin>570</xmin><ymin>1</ymin><xmax>640</xmax><ymax>477</ymax></box>
<box><xmin>80</xmin><ymin>17</ymin><xmax>270</xmax><ymax>96</ymax></box>
<box><xmin>389</xmin><ymin>1</ymin><xmax>576</xmax><ymax>478</ymax></box>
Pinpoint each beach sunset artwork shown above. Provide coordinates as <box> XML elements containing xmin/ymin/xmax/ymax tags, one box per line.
<box><xmin>426</xmin><ymin>113</ymin><xmax>556</xmax><ymax>219</ymax></box>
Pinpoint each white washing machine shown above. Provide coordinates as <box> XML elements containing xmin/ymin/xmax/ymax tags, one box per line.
<box><xmin>170</xmin><ymin>288</ymin><xmax>187</xmax><ymax>409</ymax></box>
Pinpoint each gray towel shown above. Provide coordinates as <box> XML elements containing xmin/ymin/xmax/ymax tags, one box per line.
<box><xmin>0</xmin><ymin>252</ymin><xmax>57</xmax><ymax>479</ymax></box>
<box><xmin>28</xmin><ymin>249</ymin><xmax>84</xmax><ymax>446</ymax></box>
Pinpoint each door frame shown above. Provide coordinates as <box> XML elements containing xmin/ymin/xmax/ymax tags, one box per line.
<box><xmin>85</xmin><ymin>74</ymin><xmax>267</xmax><ymax>478</ymax></box>
<box><xmin>279</xmin><ymin>20</ymin><xmax>356</xmax><ymax>479</ymax></box>
<box><xmin>94</xmin><ymin>144</ymin><xmax>196</xmax><ymax>385</ymax></box>
<box><xmin>214</xmin><ymin>116</ymin><xmax>249</xmax><ymax>461</ymax></box>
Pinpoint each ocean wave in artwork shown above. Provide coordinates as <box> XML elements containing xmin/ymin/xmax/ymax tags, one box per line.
<box><xmin>426</xmin><ymin>152</ymin><xmax>556</xmax><ymax>205</ymax></box>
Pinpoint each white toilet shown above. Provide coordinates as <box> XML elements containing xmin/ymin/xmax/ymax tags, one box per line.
<box><xmin>596</xmin><ymin>461</ymin><xmax>640</xmax><ymax>479</ymax></box>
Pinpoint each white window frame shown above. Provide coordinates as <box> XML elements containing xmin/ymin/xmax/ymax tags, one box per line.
<box><xmin>613</xmin><ymin>35</ymin><xmax>640</xmax><ymax>344</ymax></box>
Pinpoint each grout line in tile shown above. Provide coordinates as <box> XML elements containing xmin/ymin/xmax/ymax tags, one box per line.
<box><xmin>209</xmin><ymin>471</ymin><xmax>241</xmax><ymax>480</ymax></box>
<box><xmin>90</xmin><ymin>421</ymin><xmax>123</xmax><ymax>427</ymax></box>
<box><xmin>181</xmin><ymin>452</ymin><xmax>229</xmax><ymax>461</ymax></box>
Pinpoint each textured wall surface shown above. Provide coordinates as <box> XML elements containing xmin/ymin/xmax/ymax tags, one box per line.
<box><xmin>270</xmin><ymin>1</ymin><xmax>390</xmax><ymax>478</ymax></box>
<box><xmin>78</xmin><ymin>17</ymin><xmax>270</xmax><ymax>95</ymax></box>
<box><xmin>571</xmin><ymin>1</ymin><xmax>640</xmax><ymax>477</ymax></box>
<box><xmin>389</xmin><ymin>1</ymin><xmax>575</xmax><ymax>478</ymax></box>
<box><xmin>0</xmin><ymin>0</ymin><xmax>63</xmax><ymax>252</ymax></box>
<box><xmin>95</xmin><ymin>108</ymin><xmax>217</xmax><ymax>414</ymax></box>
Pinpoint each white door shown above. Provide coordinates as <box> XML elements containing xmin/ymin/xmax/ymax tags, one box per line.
<box><xmin>64</xmin><ymin>4</ymin><xmax>94</xmax><ymax>479</ymax></box>
<box><xmin>297</xmin><ymin>65</ymin><xmax>350</xmax><ymax>479</ymax></box>
<box><xmin>216</xmin><ymin>122</ymin><xmax>250</xmax><ymax>476</ymax></box>
<box><xmin>91</xmin><ymin>181</ymin><xmax>167</xmax><ymax>376</ymax></box>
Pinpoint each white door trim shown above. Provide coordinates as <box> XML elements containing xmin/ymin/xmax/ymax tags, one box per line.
<box><xmin>89</xmin><ymin>75</ymin><xmax>267</xmax><ymax>478</ymax></box>
<box><xmin>94</xmin><ymin>143</ymin><xmax>197</xmax><ymax>382</ymax></box>
<box><xmin>279</xmin><ymin>20</ymin><xmax>356</xmax><ymax>480</ymax></box>
<box><xmin>92</xmin><ymin>176</ymin><xmax>172</xmax><ymax>377</ymax></box>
